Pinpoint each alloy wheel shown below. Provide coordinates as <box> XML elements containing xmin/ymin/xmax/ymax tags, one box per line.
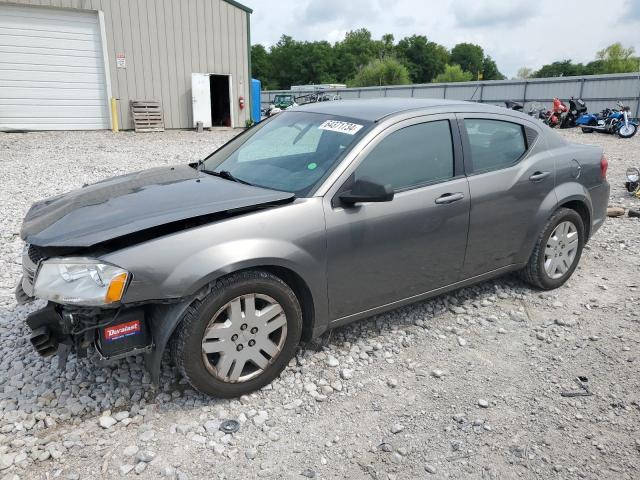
<box><xmin>201</xmin><ymin>293</ymin><xmax>287</xmax><ymax>383</ymax></box>
<box><xmin>544</xmin><ymin>221</ymin><xmax>579</xmax><ymax>280</ymax></box>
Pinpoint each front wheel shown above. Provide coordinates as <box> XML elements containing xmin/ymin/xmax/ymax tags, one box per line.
<box><xmin>618</xmin><ymin>123</ymin><xmax>638</xmax><ymax>138</ymax></box>
<box><xmin>171</xmin><ymin>271</ymin><xmax>302</xmax><ymax>397</ymax></box>
<box><xmin>521</xmin><ymin>208</ymin><xmax>584</xmax><ymax>290</ymax></box>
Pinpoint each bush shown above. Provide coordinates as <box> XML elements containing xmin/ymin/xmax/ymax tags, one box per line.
<box><xmin>349</xmin><ymin>57</ymin><xmax>411</xmax><ymax>87</ymax></box>
<box><xmin>433</xmin><ymin>64</ymin><xmax>473</xmax><ymax>83</ymax></box>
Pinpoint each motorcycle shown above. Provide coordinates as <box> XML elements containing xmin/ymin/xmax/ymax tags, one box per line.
<box><xmin>505</xmin><ymin>100</ymin><xmax>524</xmax><ymax>111</ymax></box>
<box><xmin>559</xmin><ymin>97</ymin><xmax>588</xmax><ymax>128</ymax></box>
<box><xmin>545</xmin><ymin>97</ymin><xmax>567</xmax><ymax>128</ymax></box>
<box><xmin>527</xmin><ymin>102</ymin><xmax>550</xmax><ymax>121</ymax></box>
<box><xmin>576</xmin><ymin>101</ymin><xmax>638</xmax><ymax>138</ymax></box>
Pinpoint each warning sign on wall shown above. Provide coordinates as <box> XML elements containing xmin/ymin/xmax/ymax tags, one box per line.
<box><xmin>116</xmin><ymin>53</ymin><xmax>126</xmax><ymax>69</ymax></box>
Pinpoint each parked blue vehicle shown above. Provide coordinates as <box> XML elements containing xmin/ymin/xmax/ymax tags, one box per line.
<box><xmin>576</xmin><ymin>101</ymin><xmax>638</xmax><ymax>138</ymax></box>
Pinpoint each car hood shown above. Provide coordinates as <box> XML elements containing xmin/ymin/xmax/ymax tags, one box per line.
<box><xmin>21</xmin><ymin>165</ymin><xmax>295</xmax><ymax>247</ymax></box>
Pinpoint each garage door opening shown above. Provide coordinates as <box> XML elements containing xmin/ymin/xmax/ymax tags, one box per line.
<box><xmin>210</xmin><ymin>75</ymin><xmax>231</xmax><ymax>127</ymax></box>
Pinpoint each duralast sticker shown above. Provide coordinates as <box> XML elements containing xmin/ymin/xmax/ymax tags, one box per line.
<box><xmin>318</xmin><ymin>120</ymin><xmax>363</xmax><ymax>135</ymax></box>
<box><xmin>104</xmin><ymin>320</ymin><xmax>141</xmax><ymax>342</ymax></box>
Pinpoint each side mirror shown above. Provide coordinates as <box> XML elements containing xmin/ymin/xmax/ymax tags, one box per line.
<box><xmin>339</xmin><ymin>179</ymin><xmax>394</xmax><ymax>206</ymax></box>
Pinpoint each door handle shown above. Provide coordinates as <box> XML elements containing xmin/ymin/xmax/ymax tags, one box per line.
<box><xmin>529</xmin><ymin>171</ymin><xmax>551</xmax><ymax>182</ymax></box>
<box><xmin>435</xmin><ymin>192</ymin><xmax>464</xmax><ymax>205</ymax></box>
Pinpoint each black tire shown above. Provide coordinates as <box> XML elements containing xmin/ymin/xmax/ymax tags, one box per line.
<box><xmin>171</xmin><ymin>270</ymin><xmax>302</xmax><ymax>398</ymax></box>
<box><xmin>520</xmin><ymin>208</ymin><xmax>585</xmax><ymax>290</ymax></box>
<box><xmin>618</xmin><ymin>123</ymin><xmax>638</xmax><ymax>139</ymax></box>
<box><xmin>581</xmin><ymin>127</ymin><xmax>593</xmax><ymax>133</ymax></box>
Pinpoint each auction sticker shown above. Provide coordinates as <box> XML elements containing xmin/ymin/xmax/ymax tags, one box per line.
<box><xmin>318</xmin><ymin>120</ymin><xmax>363</xmax><ymax>135</ymax></box>
<box><xmin>104</xmin><ymin>320</ymin><xmax>141</xmax><ymax>342</ymax></box>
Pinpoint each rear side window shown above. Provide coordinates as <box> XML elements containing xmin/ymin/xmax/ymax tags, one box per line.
<box><xmin>463</xmin><ymin>119</ymin><xmax>527</xmax><ymax>173</ymax></box>
<box><xmin>354</xmin><ymin>120</ymin><xmax>454</xmax><ymax>191</ymax></box>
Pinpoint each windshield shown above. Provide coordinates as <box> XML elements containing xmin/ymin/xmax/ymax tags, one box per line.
<box><xmin>200</xmin><ymin>111</ymin><xmax>371</xmax><ymax>196</ymax></box>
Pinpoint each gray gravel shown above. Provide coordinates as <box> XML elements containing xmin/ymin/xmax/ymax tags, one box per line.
<box><xmin>0</xmin><ymin>128</ymin><xmax>639</xmax><ymax>479</ymax></box>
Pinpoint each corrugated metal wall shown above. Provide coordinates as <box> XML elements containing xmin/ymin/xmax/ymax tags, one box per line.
<box><xmin>262</xmin><ymin>73</ymin><xmax>640</xmax><ymax>118</ymax></box>
<box><xmin>0</xmin><ymin>0</ymin><xmax>250</xmax><ymax>129</ymax></box>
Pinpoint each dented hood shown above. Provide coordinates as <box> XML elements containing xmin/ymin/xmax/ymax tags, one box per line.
<box><xmin>21</xmin><ymin>165</ymin><xmax>294</xmax><ymax>247</ymax></box>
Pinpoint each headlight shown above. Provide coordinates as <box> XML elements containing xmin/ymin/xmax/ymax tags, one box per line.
<box><xmin>626</xmin><ymin>167</ymin><xmax>639</xmax><ymax>183</ymax></box>
<box><xmin>34</xmin><ymin>258</ymin><xmax>129</xmax><ymax>306</ymax></box>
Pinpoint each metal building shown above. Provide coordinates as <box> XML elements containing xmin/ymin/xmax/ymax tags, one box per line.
<box><xmin>0</xmin><ymin>0</ymin><xmax>252</xmax><ymax>131</ymax></box>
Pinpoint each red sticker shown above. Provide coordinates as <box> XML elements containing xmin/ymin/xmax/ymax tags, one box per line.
<box><xmin>104</xmin><ymin>320</ymin><xmax>141</xmax><ymax>342</ymax></box>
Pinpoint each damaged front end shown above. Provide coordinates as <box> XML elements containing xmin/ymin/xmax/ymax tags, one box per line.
<box><xmin>25</xmin><ymin>302</ymin><xmax>152</xmax><ymax>368</ymax></box>
<box><xmin>18</xmin><ymin>243</ymin><xmax>153</xmax><ymax>370</ymax></box>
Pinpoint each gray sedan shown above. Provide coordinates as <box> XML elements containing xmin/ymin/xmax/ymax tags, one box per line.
<box><xmin>17</xmin><ymin>99</ymin><xmax>609</xmax><ymax>397</ymax></box>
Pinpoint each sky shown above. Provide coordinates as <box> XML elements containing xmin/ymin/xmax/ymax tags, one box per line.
<box><xmin>240</xmin><ymin>0</ymin><xmax>640</xmax><ymax>78</ymax></box>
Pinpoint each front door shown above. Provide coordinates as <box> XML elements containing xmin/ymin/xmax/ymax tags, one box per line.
<box><xmin>324</xmin><ymin>116</ymin><xmax>470</xmax><ymax>321</ymax></box>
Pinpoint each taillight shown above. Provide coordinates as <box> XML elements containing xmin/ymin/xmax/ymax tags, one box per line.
<box><xmin>600</xmin><ymin>155</ymin><xmax>608</xmax><ymax>180</ymax></box>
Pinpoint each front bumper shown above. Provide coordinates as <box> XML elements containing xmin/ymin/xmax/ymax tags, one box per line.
<box><xmin>25</xmin><ymin>302</ymin><xmax>151</xmax><ymax>361</ymax></box>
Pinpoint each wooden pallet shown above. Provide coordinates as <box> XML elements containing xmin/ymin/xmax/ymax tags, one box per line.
<box><xmin>130</xmin><ymin>101</ymin><xmax>165</xmax><ymax>132</ymax></box>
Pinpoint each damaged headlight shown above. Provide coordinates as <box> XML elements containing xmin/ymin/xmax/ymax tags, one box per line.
<box><xmin>33</xmin><ymin>258</ymin><xmax>129</xmax><ymax>306</ymax></box>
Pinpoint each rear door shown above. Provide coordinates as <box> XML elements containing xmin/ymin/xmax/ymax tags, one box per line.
<box><xmin>323</xmin><ymin>115</ymin><xmax>470</xmax><ymax>321</ymax></box>
<box><xmin>458</xmin><ymin>113</ymin><xmax>556</xmax><ymax>277</ymax></box>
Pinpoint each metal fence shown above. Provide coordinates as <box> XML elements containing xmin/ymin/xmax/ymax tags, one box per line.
<box><xmin>261</xmin><ymin>72</ymin><xmax>640</xmax><ymax>118</ymax></box>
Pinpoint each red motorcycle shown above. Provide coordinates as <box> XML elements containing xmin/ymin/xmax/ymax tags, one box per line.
<box><xmin>545</xmin><ymin>98</ymin><xmax>567</xmax><ymax>128</ymax></box>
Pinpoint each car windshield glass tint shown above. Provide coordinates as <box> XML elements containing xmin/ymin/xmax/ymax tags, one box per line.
<box><xmin>201</xmin><ymin>111</ymin><xmax>371</xmax><ymax>196</ymax></box>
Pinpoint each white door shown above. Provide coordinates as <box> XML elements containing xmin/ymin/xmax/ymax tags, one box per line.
<box><xmin>0</xmin><ymin>4</ymin><xmax>110</xmax><ymax>131</ymax></box>
<box><xmin>192</xmin><ymin>73</ymin><xmax>211</xmax><ymax>128</ymax></box>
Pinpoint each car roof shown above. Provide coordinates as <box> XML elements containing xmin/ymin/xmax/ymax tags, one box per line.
<box><xmin>293</xmin><ymin>98</ymin><xmax>508</xmax><ymax>122</ymax></box>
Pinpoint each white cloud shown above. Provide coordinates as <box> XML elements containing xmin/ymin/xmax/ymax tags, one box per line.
<box><xmin>452</xmin><ymin>0</ymin><xmax>537</xmax><ymax>28</ymax></box>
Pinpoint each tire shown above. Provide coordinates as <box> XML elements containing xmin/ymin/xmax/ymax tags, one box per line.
<box><xmin>618</xmin><ymin>123</ymin><xmax>638</xmax><ymax>139</ymax></box>
<box><xmin>520</xmin><ymin>208</ymin><xmax>585</xmax><ymax>290</ymax></box>
<box><xmin>581</xmin><ymin>127</ymin><xmax>593</xmax><ymax>133</ymax></box>
<box><xmin>171</xmin><ymin>270</ymin><xmax>302</xmax><ymax>398</ymax></box>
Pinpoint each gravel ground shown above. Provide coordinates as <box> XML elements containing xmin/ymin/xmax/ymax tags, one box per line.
<box><xmin>0</xmin><ymin>128</ymin><xmax>638</xmax><ymax>480</ymax></box>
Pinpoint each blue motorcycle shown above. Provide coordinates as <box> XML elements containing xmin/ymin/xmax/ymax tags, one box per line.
<box><xmin>576</xmin><ymin>101</ymin><xmax>638</xmax><ymax>138</ymax></box>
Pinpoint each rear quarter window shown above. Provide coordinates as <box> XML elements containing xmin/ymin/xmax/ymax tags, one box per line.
<box><xmin>464</xmin><ymin>119</ymin><xmax>527</xmax><ymax>173</ymax></box>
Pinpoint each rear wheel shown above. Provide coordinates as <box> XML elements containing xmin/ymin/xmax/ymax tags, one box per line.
<box><xmin>171</xmin><ymin>271</ymin><xmax>302</xmax><ymax>397</ymax></box>
<box><xmin>521</xmin><ymin>208</ymin><xmax>584</xmax><ymax>290</ymax></box>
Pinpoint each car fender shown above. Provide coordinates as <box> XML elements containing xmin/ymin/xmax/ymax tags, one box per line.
<box><xmin>136</xmin><ymin>239</ymin><xmax>328</xmax><ymax>384</ymax></box>
<box><xmin>554</xmin><ymin>181</ymin><xmax>593</xmax><ymax>219</ymax></box>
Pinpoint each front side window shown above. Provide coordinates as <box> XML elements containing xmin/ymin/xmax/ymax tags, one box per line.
<box><xmin>353</xmin><ymin>120</ymin><xmax>454</xmax><ymax>191</ymax></box>
<box><xmin>463</xmin><ymin>119</ymin><xmax>527</xmax><ymax>173</ymax></box>
<box><xmin>201</xmin><ymin>111</ymin><xmax>371</xmax><ymax>196</ymax></box>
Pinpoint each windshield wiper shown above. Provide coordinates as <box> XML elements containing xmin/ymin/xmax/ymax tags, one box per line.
<box><xmin>199</xmin><ymin>168</ymin><xmax>254</xmax><ymax>186</ymax></box>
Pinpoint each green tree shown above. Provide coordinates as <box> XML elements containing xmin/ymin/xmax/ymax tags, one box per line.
<box><xmin>380</xmin><ymin>33</ymin><xmax>395</xmax><ymax>59</ymax></box>
<box><xmin>583</xmin><ymin>60</ymin><xmax>606</xmax><ymax>75</ymax></box>
<box><xmin>482</xmin><ymin>56</ymin><xmax>505</xmax><ymax>80</ymax></box>
<box><xmin>450</xmin><ymin>43</ymin><xmax>484</xmax><ymax>78</ymax></box>
<box><xmin>266</xmin><ymin>36</ymin><xmax>337</xmax><ymax>89</ymax></box>
<box><xmin>334</xmin><ymin>29</ymin><xmax>381</xmax><ymax>83</ymax></box>
<box><xmin>596</xmin><ymin>43</ymin><xmax>639</xmax><ymax>73</ymax></box>
<box><xmin>395</xmin><ymin>35</ymin><xmax>449</xmax><ymax>83</ymax></box>
<box><xmin>251</xmin><ymin>44</ymin><xmax>277</xmax><ymax>89</ymax></box>
<box><xmin>534</xmin><ymin>60</ymin><xmax>585</xmax><ymax>78</ymax></box>
<box><xmin>516</xmin><ymin>67</ymin><xmax>534</xmax><ymax>79</ymax></box>
<box><xmin>349</xmin><ymin>57</ymin><xmax>411</xmax><ymax>87</ymax></box>
<box><xmin>433</xmin><ymin>64</ymin><xmax>473</xmax><ymax>83</ymax></box>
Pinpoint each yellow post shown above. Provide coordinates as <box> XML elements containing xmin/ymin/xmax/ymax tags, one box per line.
<box><xmin>110</xmin><ymin>97</ymin><xmax>119</xmax><ymax>132</ymax></box>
